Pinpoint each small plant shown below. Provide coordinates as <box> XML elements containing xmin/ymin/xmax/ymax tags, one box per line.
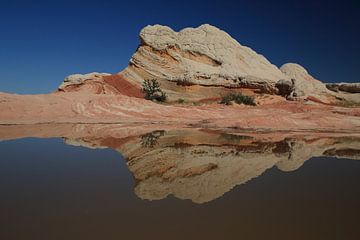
<box><xmin>140</xmin><ymin>130</ymin><xmax>165</xmax><ymax>148</ymax></box>
<box><xmin>220</xmin><ymin>93</ymin><xmax>256</xmax><ymax>106</ymax></box>
<box><xmin>142</xmin><ymin>79</ymin><xmax>167</xmax><ymax>102</ymax></box>
<box><xmin>220</xmin><ymin>94</ymin><xmax>233</xmax><ymax>105</ymax></box>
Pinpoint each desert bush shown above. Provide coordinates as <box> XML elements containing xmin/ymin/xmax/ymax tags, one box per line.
<box><xmin>140</xmin><ymin>130</ymin><xmax>165</xmax><ymax>148</ymax></box>
<box><xmin>220</xmin><ymin>94</ymin><xmax>233</xmax><ymax>105</ymax></box>
<box><xmin>220</xmin><ymin>93</ymin><xmax>256</xmax><ymax>106</ymax></box>
<box><xmin>142</xmin><ymin>79</ymin><xmax>167</xmax><ymax>102</ymax></box>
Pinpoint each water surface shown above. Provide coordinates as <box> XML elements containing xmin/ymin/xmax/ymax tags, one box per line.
<box><xmin>0</xmin><ymin>125</ymin><xmax>359</xmax><ymax>240</ymax></box>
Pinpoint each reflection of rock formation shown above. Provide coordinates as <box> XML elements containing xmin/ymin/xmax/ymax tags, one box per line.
<box><xmin>117</xmin><ymin>130</ymin><xmax>360</xmax><ymax>203</ymax></box>
<box><xmin>0</xmin><ymin>124</ymin><xmax>359</xmax><ymax>203</ymax></box>
<box><xmin>131</xmin><ymin>139</ymin><xmax>281</xmax><ymax>203</ymax></box>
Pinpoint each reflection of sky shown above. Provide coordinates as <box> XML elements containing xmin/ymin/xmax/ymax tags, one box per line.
<box><xmin>0</xmin><ymin>0</ymin><xmax>359</xmax><ymax>94</ymax></box>
<box><xmin>0</xmin><ymin>137</ymin><xmax>360</xmax><ymax>239</ymax></box>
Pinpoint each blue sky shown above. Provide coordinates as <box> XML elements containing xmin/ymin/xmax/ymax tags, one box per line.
<box><xmin>0</xmin><ymin>0</ymin><xmax>359</xmax><ymax>94</ymax></box>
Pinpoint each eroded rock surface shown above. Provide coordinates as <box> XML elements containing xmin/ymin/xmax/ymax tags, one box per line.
<box><xmin>138</xmin><ymin>25</ymin><xmax>283</xmax><ymax>80</ymax></box>
<box><xmin>121</xmin><ymin>24</ymin><xmax>357</xmax><ymax>103</ymax></box>
<box><xmin>123</xmin><ymin>24</ymin><xmax>287</xmax><ymax>98</ymax></box>
<box><xmin>279</xmin><ymin>63</ymin><xmax>334</xmax><ymax>102</ymax></box>
<box><xmin>53</xmin><ymin>24</ymin><xmax>359</xmax><ymax>105</ymax></box>
<box><xmin>326</xmin><ymin>83</ymin><xmax>360</xmax><ymax>94</ymax></box>
<box><xmin>58</xmin><ymin>73</ymin><xmax>144</xmax><ymax>97</ymax></box>
<box><xmin>59</xmin><ymin>72</ymin><xmax>110</xmax><ymax>89</ymax></box>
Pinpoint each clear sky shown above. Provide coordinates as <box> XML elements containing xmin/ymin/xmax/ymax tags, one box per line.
<box><xmin>0</xmin><ymin>0</ymin><xmax>359</xmax><ymax>94</ymax></box>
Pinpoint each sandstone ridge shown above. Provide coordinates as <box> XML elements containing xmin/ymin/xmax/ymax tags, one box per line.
<box><xmin>123</xmin><ymin>24</ymin><xmax>285</xmax><ymax>97</ymax></box>
<box><xmin>55</xmin><ymin>24</ymin><xmax>358</xmax><ymax>105</ymax></box>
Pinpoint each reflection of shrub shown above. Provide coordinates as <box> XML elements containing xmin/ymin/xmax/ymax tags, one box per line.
<box><xmin>142</xmin><ymin>79</ymin><xmax>167</xmax><ymax>102</ymax></box>
<box><xmin>220</xmin><ymin>93</ymin><xmax>256</xmax><ymax>106</ymax></box>
<box><xmin>140</xmin><ymin>130</ymin><xmax>165</xmax><ymax>148</ymax></box>
<box><xmin>220</xmin><ymin>133</ymin><xmax>253</xmax><ymax>142</ymax></box>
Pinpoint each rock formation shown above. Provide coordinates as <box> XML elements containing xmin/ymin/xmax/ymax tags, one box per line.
<box><xmin>49</xmin><ymin>22</ymin><xmax>360</xmax><ymax>110</ymax></box>
<box><xmin>279</xmin><ymin>63</ymin><xmax>333</xmax><ymax>102</ymax></box>
<box><xmin>119</xmin><ymin>24</ymin><xmax>351</xmax><ymax>103</ymax></box>
<box><xmin>326</xmin><ymin>83</ymin><xmax>360</xmax><ymax>94</ymax></box>
<box><xmin>123</xmin><ymin>24</ymin><xmax>284</xmax><ymax>94</ymax></box>
<box><xmin>58</xmin><ymin>72</ymin><xmax>144</xmax><ymax>97</ymax></box>
<box><xmin>48</xmin><ymin>24</ymin><xmax>359</xmax><ymax>105</ymax></box>
<box><xmin>58</xmin><ymin>72</ymin><xmax>111</xmax><ymax>90</ymax></box>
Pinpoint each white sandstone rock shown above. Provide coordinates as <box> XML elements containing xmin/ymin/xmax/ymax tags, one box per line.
<box><xmin>280</xmin><ymin>63</ymin><xmax>332</xmax><ymax>101</ymax></box>
<box><xmin>59</xmin><ymin>72</ymin><xmax>110</xmax><ymax>90</ymax></box>
<box><xmin>326</xmin><ymin>82</ymin><xmax>360</xmax><ymax>93</ymax></box>
<box><xmin>128</xmin><ymin>24</ymin><xmax>287</xmax><ymax>91</ymax></box>
<box><xmin>58</xmin><ymin>24</ymin><xmax>353</xmax><ymax>104</ymax></box>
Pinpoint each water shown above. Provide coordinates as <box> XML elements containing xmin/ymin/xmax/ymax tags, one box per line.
<box><xmin>0</xmin><ymin>125</ymin><xmax>359</xmax><ymax>240</ymax></box>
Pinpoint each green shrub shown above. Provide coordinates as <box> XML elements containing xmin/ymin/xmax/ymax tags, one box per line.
<box><xmin>220</xmin><ymin>93</ymin><xmax>256</xmax><ymax>106</ymax></box>
<box><xmin>140</xmin><ymin>130</ymin><xmax>165</xmax><ymax>148</ymax></box>
<box><xmin>220</xmin><ymin>94</ymin><xmax>233</xmax><ymax>105</ymax></box>
<box><xmin>142</xmin><ymin>79</ymin><xmax>167</xmax><ymax>102</ymax></box>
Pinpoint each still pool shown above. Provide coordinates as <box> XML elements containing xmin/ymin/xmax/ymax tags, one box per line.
<box><xmin>0</xmin><ymin>125</ymin><xmax>359</xmax><ymax>240</ymax></box>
